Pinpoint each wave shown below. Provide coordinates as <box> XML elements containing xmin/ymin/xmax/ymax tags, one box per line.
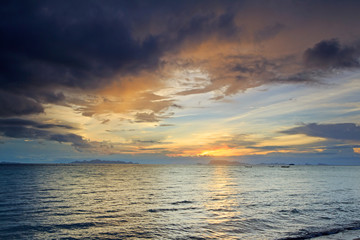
<box><xmin>147</xmin><ymin>207</ymin><xmax>198</xmax><ymax>213</ymax></box>
<box><xmin>0</xmin><ymin>221</ymin><xmax>105</xmax><ymax>233</ymax></box>
<box><xmin>278</xmin><ymin>221</ymin><xmax>360</xmax><ymax>239</ymax></box>
<box><xmin>170</xmin><ymin>200</ymin><xmax>194</xmax><ymax>205</ymax></box>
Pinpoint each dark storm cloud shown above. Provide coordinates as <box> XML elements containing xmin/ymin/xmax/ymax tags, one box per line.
<box><xmin>0</xmin><ymin>118</ymin><xmax>91</xmax><ymax>149</ymax></box>
<box><xmin>281</xmin><ymin>123</ymin><xmax>360</xmax><ymax>141</ymax></box>
<box><xmin>0</xmin><ymin>1</ymin><xmax>161</xmax><ymax>90</ymax></box>
<box><xmin>303</xmin><ymin>39</ymin><xmax>360</xmax><ymax>69</ymax></box>
<box><xmin>0</xmin><ymin>0</ymin><xmax>163</xmax><ymax>116</ymax></box>
<box><xmin>0</xmin><ymin>91</ymin><xmax>44</xmax><ymax>117</ymax></box>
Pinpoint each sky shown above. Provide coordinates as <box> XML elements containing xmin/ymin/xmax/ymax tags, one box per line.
<box><xmin>1</xmin><ymin>0</ymin><xmax>360</xmax><ymax>164</ymax></box>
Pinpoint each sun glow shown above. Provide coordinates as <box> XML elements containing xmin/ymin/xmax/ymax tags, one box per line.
<box><xmin>199</xmin><ymin>146</ymin><xmax>234</xmax><ymax>157</ymax></box>
<box><xmin>196</xmin><ymin>146</ymin><xmax>257</xmax><ymax>157</ymax></box>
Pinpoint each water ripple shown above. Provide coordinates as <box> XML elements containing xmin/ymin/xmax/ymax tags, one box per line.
<box><xmin>0</xmin><ymin>165</ymin><xmax>359</xmax><ymax>239</ymax></box>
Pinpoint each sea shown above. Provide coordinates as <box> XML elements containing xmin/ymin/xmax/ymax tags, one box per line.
<box><xmin>0</xmin><ymin>164</ymin><xmax>359</xmax><ymax>240</ymax></box>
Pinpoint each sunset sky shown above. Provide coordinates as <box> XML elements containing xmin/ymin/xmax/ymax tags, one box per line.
<box><xmin>1</xmin><ymin>0</ymin><xmax>360</xmax><ymax>164</ymax></box>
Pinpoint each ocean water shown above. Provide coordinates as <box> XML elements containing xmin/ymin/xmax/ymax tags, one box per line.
<box><xmin>0</xmin><ymin>164</ymin><xmax>359</xmax><ymax>240</ymax></box>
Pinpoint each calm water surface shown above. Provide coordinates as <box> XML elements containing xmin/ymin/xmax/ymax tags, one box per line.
<box><xmin>0</xmin><ymin>164</ymin><xmax>359</xmax><ymax>239</ymax></box>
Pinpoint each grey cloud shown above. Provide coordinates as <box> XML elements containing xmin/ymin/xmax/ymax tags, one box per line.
<box><xmin>0</xmin><ymin>91</ymin><xmax>44</xmax><ymax>117</ymax></box>
<box><xmin>0</xmin><ymin>118</ymin><xmax>94</xmax><ymax>150</ymax></box>
<box><xmin>135</xmin><ymin>112</ymin><xmax>161</xmax><ymax>123</ymax></box>
<box><xmin>281</xmin><ymin>123</ymin><xmax>360</xmax><ymax>141</ymax></box>
<box><xmin>303</xmin><ymin>39</ymin><xmax>360</xmax><ymax>69</ymax></box>
<box><xmin>49</xmin><ymin>134</ymin><xmax>91</xmax><ymax>149</ymax></box>
<box><xmin>0</xmin><ymin>126</ymin><xmax>49</xmax><ymax>139</ymax></box>
<box><xmin>0</xmin><ymin>118</ymin><xmax>75</xmax><ymax>130</ymax></box>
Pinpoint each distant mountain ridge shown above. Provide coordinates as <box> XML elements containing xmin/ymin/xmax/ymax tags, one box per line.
<box><xmin>71</xmin><ymin>159</ymin><xmax>137</xmax><ymax>164</ymax></box>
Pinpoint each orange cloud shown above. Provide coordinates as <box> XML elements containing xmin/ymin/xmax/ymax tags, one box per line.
<box><xmin>72</xmin><ymin>70</ymin><xmax>178</xmax><ymax>118</ymax></box>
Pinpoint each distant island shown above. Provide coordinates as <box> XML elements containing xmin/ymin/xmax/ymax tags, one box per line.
<box><xmin>70</xmin><ymin>159</ymin><xmax>138</xmax><ymax>164</ymax></box>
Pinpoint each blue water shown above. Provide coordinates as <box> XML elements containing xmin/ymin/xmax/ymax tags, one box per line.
<box><xmin>0</xmin><ymin>164</ymin><xmax>359</xmax><ymax>239</ymax></box>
